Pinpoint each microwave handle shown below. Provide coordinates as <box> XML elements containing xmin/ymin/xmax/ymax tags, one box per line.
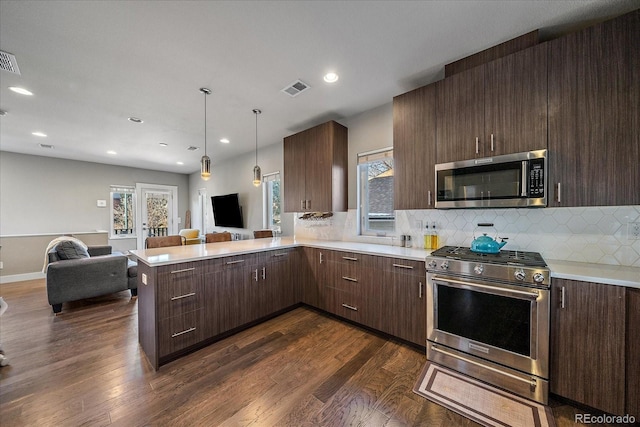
<box><xmin>520</xmin><ymin>161</ymin><xmax>528</xmax><ymax>197</ymax></box>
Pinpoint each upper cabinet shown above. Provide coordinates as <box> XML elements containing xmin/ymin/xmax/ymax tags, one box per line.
<box><xmin>436</xmin><ymin>43</ymin><xmax>548</xmax><ymax>163</ymax></box>
<box><xmin>393</xmin><ymin>83</ymin><xmax>437</xmax><ymax>210</ymax></box>
<box><xmin>283</xmin><ymin>121</ymin><xmax>348</xmax><ymax>213</ymax></box>
<box><xmin>548</xmin><ymin>10</ymin><xmax>639</xmax><ymax>207</ymax></box>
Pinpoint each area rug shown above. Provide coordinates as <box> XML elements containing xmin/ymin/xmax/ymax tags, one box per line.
<box><xmin>413</xmin><ymin>362</ymin><xmax>556</xmax><ymax>427</ymax></box>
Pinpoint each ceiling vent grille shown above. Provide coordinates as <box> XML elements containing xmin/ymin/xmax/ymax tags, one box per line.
<box><xmin>0</xmin><ymin>51</ymin><xmax>20</xmax><ymax>75</ymax></box>
<box><xmin>187</xmin><ymin>146</ymin><xmax>199</xmax><ymax>151</ymax></box>
<box><xmin>39</xmin><ymin>143</ymin><xmax>54</xmax><ymax>149</ymax></box>
<box><xmin>281</xmin><ymin>79</ymin><xmax>310</xmax><ymax>97</ymax></box>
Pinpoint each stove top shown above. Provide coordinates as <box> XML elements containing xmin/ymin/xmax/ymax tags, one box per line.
<box><xmin>430</xmin><ymin>246</ymin><xmax>547</xmax><ymax>267</ymax></box>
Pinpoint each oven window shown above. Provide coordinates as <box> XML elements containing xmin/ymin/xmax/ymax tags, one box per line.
<box><xmin>437</xmin><ymin>285</ymin><xmax>531</xmax><ymax>356</ymax></box>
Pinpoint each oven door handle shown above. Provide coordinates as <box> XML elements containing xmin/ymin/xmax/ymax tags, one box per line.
<box><xmin>431</xmin><ymin>275</ymin><xmax>540</xmax><ymax>299</ymax></box>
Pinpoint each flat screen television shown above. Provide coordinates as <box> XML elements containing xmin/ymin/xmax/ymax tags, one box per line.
<box><xmin>211</xmin><ymin>193</ymin><xmax>244</xmax><ymax>228</ymax></box>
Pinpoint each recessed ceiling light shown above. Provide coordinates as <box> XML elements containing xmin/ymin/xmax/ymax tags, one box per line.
<box><xmin>128</xmin><ymin>117</ymin><xmax>143</xmax><ymax>123</ymax></box>
<box><xmin>220</xmin><ymin>138</ymin><xmax>230</xmax><ymax>144</ymax></box>
<box><xmin>176</xmin><ymin>161</ymin><xmax>184</xmax><ymax>165</ymax></box>
<box><xmin>32</xmin><ymin>131</ymin><xmax>47</xmax><ymax>137</ymax></box>
<box><xmin>159</xmin><ymin>142</ymin><xmax>168</xmax><ymax>147</ymax></box>
<box><xmin>107</xmin><ymin>150</ymin><xmax>117</xmax><ymax>155</ymax></box>
<box><xmin>9</xmin><ymin>86</ymin><xmax>33</xmax><ymax>96</ymax></box>
<box><xmin>323</xmin><ymin>72</ymin><xmax>339</xmax><ymax>83</ymax></box>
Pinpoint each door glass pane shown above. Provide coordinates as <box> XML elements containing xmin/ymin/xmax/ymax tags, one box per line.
<box><xmin>145</xmin><ymin>192</ymin><xmax>170</xmax><ymax>237</ymax></box>
<box><xmin>111</xmin><ymin>191</ymin><xmax>136</xmax><ymax>237</ymax></box>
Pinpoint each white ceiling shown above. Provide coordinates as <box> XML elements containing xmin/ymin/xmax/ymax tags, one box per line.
<box><xmin>1</xmin><ymin>0</ymin><xmax>637</xmax><ymax>174</ymax></box>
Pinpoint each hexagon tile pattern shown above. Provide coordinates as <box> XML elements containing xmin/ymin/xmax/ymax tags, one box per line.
<box><xmin>294</xmin><ymin>206</ymin><xmax>640</xmax><ymax>267</ymax></box>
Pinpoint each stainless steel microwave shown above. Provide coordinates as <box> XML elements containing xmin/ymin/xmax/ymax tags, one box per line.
<box><xmin>435</xmin><ymin>149</ymin><xmax>547</xmax><ymax>209</ymax></box>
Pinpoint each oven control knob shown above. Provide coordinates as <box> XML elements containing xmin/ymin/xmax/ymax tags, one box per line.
<box><xmin>533</xmin><ymin>272</ymin><xmax>545</xmax><ymax>283</ymax></box>
<box><xmin>473</xmin><ymin>264</ymin><xmax>484</xmax><ymax>275</ymax></box>
<box><xmin>427</xmin><ymin>260</ymin><xmax>437</xmax><ymax>269</ymax></box>
<box><xmin>440</xmin><ymin>261</ymin><xmax>449</xmax><ymax>270</ymax></box>
<box><xmin>514</xmin><ymin>269</ymin><xmax>526</xmax><ymax>281</ymax></box>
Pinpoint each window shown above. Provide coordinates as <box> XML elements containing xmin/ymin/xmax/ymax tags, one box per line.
<box><xmin>357</xmin><ymin>148</ymin><xmax>395</xmax><ymax>235</ymax></box>
<box><xmin>262</xmin><ymin>172</ymin><xmax>281</xmax><ymax>233</ymax></box>
<box><xmin>110</xmin><ymin>186</ymin><xmax>136</xmax><ymax>238</ymax></box>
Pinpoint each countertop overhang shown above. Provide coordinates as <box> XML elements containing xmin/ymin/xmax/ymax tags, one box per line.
<box><xmin>130</xmin><ymin>238</ymin><xmax>639</xmax><ymax>289</ymax></box>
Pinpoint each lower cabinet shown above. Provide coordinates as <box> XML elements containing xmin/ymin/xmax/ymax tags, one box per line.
<box><xmin>626</xmin><ymin>288</ymin><xmax>640</xmax><ymax>419</ymax></box>
<box><xmin>550</xmin><ymin>278</ymin><xmax>626</xmax><ymax>415</ymax></box>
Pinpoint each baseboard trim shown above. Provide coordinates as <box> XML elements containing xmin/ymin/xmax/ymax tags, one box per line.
<box><xmin>0</xmin><ymin>272</ymin><xmax>45</xmax><ymax>284</ymax></box>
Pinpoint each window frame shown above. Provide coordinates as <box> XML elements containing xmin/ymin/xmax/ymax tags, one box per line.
<box><xmin>109</xmin><ymin>185</ymin><xmax>137</xmax><ymax>239</ymax></box>
<box><xmin>262</xmin><ymin>171</ymin><xmax>281</xmax><ymax>234</ymax></box>
<box><xmin>357</xmin><ymin>147</ymin><xmax>395</xmax><ymax>237</ymax></box>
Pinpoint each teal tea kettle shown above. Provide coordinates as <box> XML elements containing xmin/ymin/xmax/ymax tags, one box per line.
<box><xmin>471</xmin><ymin>223</ymin><xmax>508</xmax><ymax>254</ymax></box>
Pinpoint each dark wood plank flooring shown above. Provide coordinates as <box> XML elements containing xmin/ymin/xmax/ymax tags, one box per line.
<box><xmin>0</xmin><ymin>279</ymin><xmax>614</xmax><ymax>426</ymax></box>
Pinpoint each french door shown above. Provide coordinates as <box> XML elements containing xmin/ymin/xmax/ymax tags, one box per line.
<box><xmin>136</xmin><ymin>184</ymin><xmax>178</xmax><ymax>249</ymax></box>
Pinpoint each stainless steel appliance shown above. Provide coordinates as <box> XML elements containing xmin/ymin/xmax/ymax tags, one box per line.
<box><xmin>426</xmin><ymin>246</ymin><xmax>550</xmax><ymax>403</ymax></box>
<box><xmin>435</xmin><ymin>149</ymin><xmax>547</xmax><ymax>209</ymax></box>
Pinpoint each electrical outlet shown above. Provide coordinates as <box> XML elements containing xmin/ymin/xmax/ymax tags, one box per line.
<box><xmin>142</xmin><ymin>273</ymin><xmax>148</xmax><ymax>285</ymax></box>
<box><xmin>629</xmin><ymin>222</ymin><xmax>640</xmax><ymax>240</ymax></box>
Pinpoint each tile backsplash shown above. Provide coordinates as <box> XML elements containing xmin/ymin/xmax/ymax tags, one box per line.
<box><xmin>294</xmin><ymin>206</ymin><xmax>640</xmax><ymax>267</ymax></box>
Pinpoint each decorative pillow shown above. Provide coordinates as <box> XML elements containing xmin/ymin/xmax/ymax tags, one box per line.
<box><xmin>55</xmin><ymin>240</ymin><xmax>90</xmax><ymax>260</ymax></box>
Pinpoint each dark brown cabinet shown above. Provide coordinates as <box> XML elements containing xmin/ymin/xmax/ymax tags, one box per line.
<box><xmin>548</xmin><ymin>10</ymin><xmax>639</xmax><ymax>206</ymax></box>
<box><xmin>436</xmin><ymin>43</ymin><xmax>548</xmax><ymax>163</ymax></box>
<box><xmin>283</xmin><ymin>121</ymin><xmax>348</xmax><ymax>212</ymax></box>
<box><xmin>626</xmin><ymin>288</ymin><xmax>640</xmax><ymax>419</ymax></box>
<box><xmin>550</xmin><ymin>278</ymin><xmax>626</xmax><ymax>415</ymax></box>
<box><xmin>393</xmin><ymin>83</ymin><xmax>437</xmax><ymax>209</ymax></box>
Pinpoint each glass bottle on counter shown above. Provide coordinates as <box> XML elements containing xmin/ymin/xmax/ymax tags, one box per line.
<box><xmin>424</xmin><ymin>224</ymin><xmax>432</xmax><ymax>249</ymax></box>
<box><xmin>431</xmin><ymin>222</ymin><xmax>439</xmax><ymax>250</ymax></box>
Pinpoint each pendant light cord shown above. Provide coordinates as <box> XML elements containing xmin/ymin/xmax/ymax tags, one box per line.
<box><xmin>255</xmin><ymin>112</ymin><xmax>258</xmax><ymax>164</ymax></box>
<box><xmin>204</xmin><ymin>93</ymin><xmax>207</xmax><ymax>157</ymax></box>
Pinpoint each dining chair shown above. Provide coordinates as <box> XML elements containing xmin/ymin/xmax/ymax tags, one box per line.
<box><xmin>205</xmin><ymin>232</ymin><xmax>232</xmax><ymax>243</ymax></box>
<box><xmin>145</xmin><ymin>235</ymin><xmax>186</xmax><ymax>249</ymax></box>
<box><xmin>253</xmin><ymin>230</ymin><xmax>274</xmax><ymax>239</ymax></box>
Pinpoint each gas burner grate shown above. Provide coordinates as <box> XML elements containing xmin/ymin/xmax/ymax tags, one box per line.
<box><xmin>431</xmin><ymin>246</ymin><xmax>547</xmax><ymax>267</ymax></box>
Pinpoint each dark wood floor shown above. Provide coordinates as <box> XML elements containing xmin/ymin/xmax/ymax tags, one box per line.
<box><xmin>0</xmin><ymin>279</ymin><xmax>613</xmax><ymax>426</ymax></box>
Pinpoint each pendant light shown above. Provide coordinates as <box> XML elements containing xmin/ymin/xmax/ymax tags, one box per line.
<box><xmin>200</xmin><ymin>87</ymin><xmax>212</xmax><ymax>181</ymax></box>
<box><xmin>252</xmin><ymin>108</ymin><xmax>262</xmax><ymax>187</ymax></box>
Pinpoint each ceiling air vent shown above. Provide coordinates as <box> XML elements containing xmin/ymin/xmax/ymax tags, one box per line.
<box><xmin>0</xmin><ymin>51</ymin><xmax>20</xmax><ymax>75</ymax></box>
<box><xmin>39</xmin><ymin>143</ymin><xmax>54</xmax><ymax>149</ymax></box>
<box><xmin>281</xmin><ymin>79</ymin><xmax>310</xmax><ymax>97</ymax></box>
<box><xmin>187</xmin><ymin>146</ymin><xmax>199</xmax><ymax>151</ymax></box>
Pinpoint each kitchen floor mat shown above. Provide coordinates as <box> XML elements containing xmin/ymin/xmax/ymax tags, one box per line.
<box><xmin>413</xmin><ymin>362</ymin><xmax>556</xmax><ymax>427</ymax></box>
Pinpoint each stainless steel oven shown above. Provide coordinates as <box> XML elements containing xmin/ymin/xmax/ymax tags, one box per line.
<box><xmin>426</xmin><ymin>246</ymin><xmax>550</xmax><ymax>404</ymax></box>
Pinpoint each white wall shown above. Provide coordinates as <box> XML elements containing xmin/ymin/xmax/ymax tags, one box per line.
<box><xmin>188</xmin><ymin>142</ymin><xmax>294</xmax><ymax>238</ymax></box>
<box><xmin>0</xmin><ymin>151</ymin><xmax>190</xmax><ymax>252</ymax></box>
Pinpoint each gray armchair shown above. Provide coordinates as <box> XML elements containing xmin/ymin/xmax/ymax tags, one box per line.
<box><xmin>46</xmin><ymin>244</ymin><xmax>137</xmax><ymax>314</ymax></box>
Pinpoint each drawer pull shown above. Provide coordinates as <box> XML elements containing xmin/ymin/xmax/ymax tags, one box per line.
<box><xmin>342</xmin><ymin>276</ymin><xmax>358</xmax><ymax>282</ymax></box>
<box><xmin>226</xmin><ymin>259</ymin><xmax>245</xmax><ymax>265</ymax></box>
<box><xmin>342</xmin><ymin>256</ymin><xmax>358</xmax><ymax>261</ymax></box>
<box><xmin>341</xmin><ymin>303</ymin><xmax>358</xmax><ymax>311</ymax></box>
<box><xmin>170</xmin><ymin>267</ymin><xmax>195</xmax><ymax>274</ymax></box>
<box><xmin>393</xmin><ymin>263</ymin><xmax>414</xmax><ymax>269</ymax></box>
<box><xmin>272</xmin><ymin>253</ymin><xmax>288</xmax><ymax>257</ymax></box>
<box><xmin>170</xmin><ymin>292</ymin><xmax>196</xmax><ymax>301</ymax></box>
<box><xmin>419</xmin><ymin>282</ymin><xmax>423</xmax><ymax>299</ymax></box>
<box><xmin>171</xmin><ymin>327</ymin><xmax>196</xmax><ymax>338</ymax></box>
<box><xmin>262</xmin><ymin>267</ymin><xmax>266</xmax><ymax>280</ymax></box>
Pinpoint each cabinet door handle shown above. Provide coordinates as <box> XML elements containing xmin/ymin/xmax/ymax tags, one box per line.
<box><xmin>307</xmin><ymin>200</ymin><xmax>311</xmax><ymax>210</ymax></box>
<box><xmin>556</xmin><ymin>183</ymin><xmax>561</xmax><ymax>204</ymax></box>
<box><xmin>262</xmin><ymin>267</ymin><xmax>266</xmax><ymax>280</ymax></box>
<box><xmin>272</xmin><ymin>253</ymin><xmax>287</xmax><ymax>257</ymax></box>
<box><xmin>419</xmin><ymin>282</ymin><xmax>423</xmax><ymax>299</ymax></box>
<box><xmin>393</xmin><ymin>263</ymin><xmax>414</xmax><ymax>269</ymax></box>
<box><xmin>341</xmin><ymin>303</ymin><xmax>358</xmax><ymax>311</ymax></box>
<box><xmin>490</xmin><ymin>133</ymin><xmax>495</xmax><ymax>152</ymax></box>
<box><xmin>342</xmin><ymin>276</ymin><xmax>358</xmax><ymax>282</ymax></box>
<box><xmin>170</xmin><ymin>267</ymin><xmax>195</xmax><ymax>274</ymax></box>
<box><xmin>226</xmin><ymin>259</ymin><xmax>245</xmax><ymax>265</ymax></box>
<box><xmin>428</xmin><ymin>190</ymin><xmax>432</xmax><ymax>206</ymax></box>
<box><xmin>319</xmin><ymin>252</ymin><xmax>323</xmax><ymax>264</ymax></box>
<box><xmin>170</xmin><ymin>292</ymin><xmax>196</xmax><ymax>301</ymax></box>
<box><xmin>342</xmin><ymin>256</ymin><xmax>358</xmax><ymax>261</ymax></box>
<box><xmin>254</xmin><ymin>269</ymin><xmax>259</xmax><ymax>282</ymax></box>
<box><xmin>475</xmin><ymin>137</ymin><xmax>479</xmax><ymax>154</ymax></box>
<box><xmin>560</xmin><ymin>286</ymin><xmax>566</xmax><ymax>309</ymax></box>
<box><xmin>172</xmin><ymin>327</ymin><xmax>196</xmax><ymax>338</ymax></box>
<box><xmin>301</xmin><ymin>200</ymin><xmax>305</xmax><ymax>210</ymax></box>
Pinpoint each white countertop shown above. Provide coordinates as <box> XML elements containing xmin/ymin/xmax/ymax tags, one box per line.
<box><xmin>547</xmin><ymin>259</ymin><xmax>640</xmax><ymax>289</ymax></box>
<box><xmin>130</xmin><ymin>238</ymin><xmax>639</xmax><ymax>289</ymax></box>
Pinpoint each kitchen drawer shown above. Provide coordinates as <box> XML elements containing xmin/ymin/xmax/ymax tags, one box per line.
<box><xmin>158</xmin><ymin>309</ymin><xmax>205</xmax><ymax>357</ymax></box>
<box><xmin>381</xmin><ymin>257</ymin><xmax>425</xmax><ymax>273</ymax></box>
<box><xmin>325</xmin><ymin>287</ymin><xmax>361</xmax><ymax>322</ymax></box>
<box><xmin>264</xmin><ymin>248</ymin><xmax>295</xmax><ymax>264</ymax></box>
<box><xmin>157</xmin><ymin>261</ymin><xmax>204</xmax><ymax>276</ymax></box>
<box><xmin>219</xmin><ymin>252</ymin><xmax>263</xmax><ymax>270</ymax></box>
<box><xmin>329</xmin><ymin>262</ymin><xmax>364</xmax><ymax>292</ymax></box>
<box><xmin>157</xmin><ymin>272</ymin><xmax>204</xmax><ymax>319</ymax></box>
